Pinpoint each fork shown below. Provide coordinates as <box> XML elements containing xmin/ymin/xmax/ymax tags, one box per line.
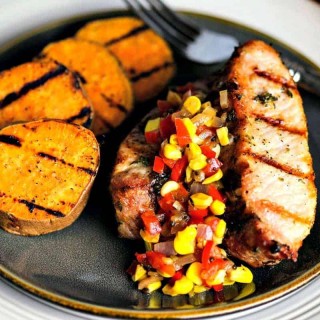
<box><xmin>124</xmin><ymin>0</ymin><xmax>320</xmax><ymax>96</ymax></box>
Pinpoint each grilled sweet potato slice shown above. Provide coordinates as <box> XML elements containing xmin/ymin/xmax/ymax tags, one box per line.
<box><xmin>0</xmin><ymin>59</ymin><xmax>93</xmax><ymax>129</ymax></box>
<box><xmin>76</xmin><ymin>17</ymin><xmax>175</xmax><ymax>102</ymax></box>
<box><xmin>0</xmin><ymin>119</ymin><xmax>100</xmax><ymax>235</ymax></box>
<box><xmin>41</xmin><ymin>38</ymin><xmax>133</xmax><ymax>135</ymax></box>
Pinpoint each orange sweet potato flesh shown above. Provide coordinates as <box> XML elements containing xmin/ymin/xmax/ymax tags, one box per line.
<box><xmin>76</xmin><ymin>17</ymin><xmax>175</xmax><ymax>102</ymax></box>
<box><xmin>0</xmin><ymin>119</ymin><xmax>100</xmax><ymax>235</ymax></box>
<box><xmin>41</xmin><ymin>38</ymin><xmax>133</xmax><ymax>135</ymax></box>
<box><xmin>0</xmin><ymin>59</ymin><xmax>93</xmax><ymax>129</ymax></box>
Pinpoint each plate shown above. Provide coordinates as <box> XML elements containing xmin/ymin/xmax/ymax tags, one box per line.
<box><xmin>0</xmin><ymin>2</ymin><xmax>319</xmax><ymax>320</ymax></box>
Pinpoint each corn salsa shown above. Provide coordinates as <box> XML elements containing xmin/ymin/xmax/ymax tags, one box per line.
<box><xmin>127</xmin><ymin>84</ymin><xmax>253</xmax><ymax>297</ymax></box>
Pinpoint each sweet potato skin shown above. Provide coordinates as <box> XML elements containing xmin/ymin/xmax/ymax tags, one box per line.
<box><xmin>0</xmin><ymin>119</ymin><xmax>100</xmax><ymax>235</ymax></box>
<box><xmin>76</xmin><ymin>17</ymin><xmax>175</xmax><ymax>102</ymax></box>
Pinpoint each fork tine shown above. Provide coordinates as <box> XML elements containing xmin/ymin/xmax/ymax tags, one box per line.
<box><xmin>124</xmin><ymin>0</ymin><xmax>189</xmax><ymax>49</ymax></box>
<box><xmin>150</xmin><ymin>0</ymin><xmax>199</xmax><ymax>37</ymax></box>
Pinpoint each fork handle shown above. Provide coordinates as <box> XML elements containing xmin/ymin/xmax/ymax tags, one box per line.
<box><xmin>283</xmin><ymin>57</ymin><xmax>320</xmax><ymax>97</ymax></box>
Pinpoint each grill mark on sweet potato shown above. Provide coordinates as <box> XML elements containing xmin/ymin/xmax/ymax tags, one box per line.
<box><xmin>254</xmin><ymin>68</ymin><xmax>296</xmax><ymax>89</ymax></box>
<box><xmin>18</xmin><ymin>199</ymin><xmax>65</xmax><ymax>217</ymax></box>
<box><xmin>0</xmin><ymin>64</ymin><xmax>66</xmax><ymax>110</ymax></box>
<box><xmin>253</xmin><ymin>115</ymin><xmax>306</xmax><ymax>135</ymax></box>
<box><xmin>105</xmin><ymin>24</ymin><xmax>149</xmax><ymax>46</ymax></box>
<box><xmin>101</xmin><ymin>93</ymin><xmax>128</xmax><ymax>114</ymax></box>
<box><xmin>243</xmin><ymin>151</ymin><xmax>308</xmax><ymax>178</ymax></box>
<box><xmin>73</xmin><ymin>71</ymin><xmax>87</xmax><ymax>84</ymax></box>
<box><xmin>0</xmin><ymin>134</ymin><xmax>22</xmax><ymax>147</ymax></box>
<box><xmin>65</xmin><ymin>106</ymin><xmax>92</xmax><ymax>125</ymax></box>
<box><xmin>37</xmin><ymin>152</ymin><xmax>96</xmax><ymax>176</ymax></box>
<box><xmin>130</xmin><ymin>61</ymin><xmax>175</xmax><ymax>82</ymax></box>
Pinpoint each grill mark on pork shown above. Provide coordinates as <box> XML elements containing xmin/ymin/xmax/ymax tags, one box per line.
<box><xmin>254</xmin><ymin>68</ymin><xmax>296</xmax><ymax>89</ymax></box>
<box><xmin>253</xmin><ymin>115</ymin><xmax>306</xmax><ymax>135</ymax></box>
<box><xmin>37</xmin><ymin>152</ymin><xmax>96</xmax><ymax>176</ymax></box>
<box><xmin>0</xmin><ymin>134</ymin><xmax>22</xmax><ymax>147</ymax></box>
<box><xmin>243</xmin><ymin>151</ymin><xmax>309</xmax><ymax>178</ymax></box>
<box><xmin>0</xmin><ymin>64</ymin><xmax>66</xmax><ymax>110</ymax></box>
<box><xmin>105</xmin><ymin>24</ymin><xmax>149</xmax><ymax>46</ymax></box>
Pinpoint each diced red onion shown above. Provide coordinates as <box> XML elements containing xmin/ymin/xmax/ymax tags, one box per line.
<box><xmin>190</xmin><ymin>182</ymin><xmax>208</xmax><ymax>195</ymax></box>
<box><xmin>173</xmin><ymin>254</ymin><xmax>197</xmax><ymax>270</ymax></box>
<box><xmin>154</xmin><ymin>241</ymin><xmax>177</xmax><ymax>256</ymax></box>
<box><xmin>197</xmin><ymin>224</ymin><xmax>213</xmax><ymax>240</ymax></box>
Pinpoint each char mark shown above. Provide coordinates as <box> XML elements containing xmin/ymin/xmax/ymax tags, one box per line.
<box><xmin>66</xmin><ymin>106</ymin><xmax>92</xmax><ymax>125</ymax></box>
<box><xmin>0</xmin><ymin>134</ymin><xmax>22</xmax><ymax>147</ymax></box>
<box><xmin>253</xmin><ymin>115</ymin><xmax>306</xmax><ymax>135</ymax></box>
<box><xmin>0</xmin><ymin>64</ymin><xmax>67</xmax><ymax>110</ymax></box>
<box><xmin>73</xmin><ymin>71</ymin><xmax>87</xmax><ymax>85</ymax></box>
<box><xmin>245</xmin><ymin>151</ymin><xmax>308</xmax><ymax>178</ymax></box>
<box><xmin>105</xmin><ymin>24</ymin><xmax>149</xmax><ymax>46</ymax></box>
<box><xmin>37</xmin><ymin>152</ymin><xmax>96</xmax><ymax>176</ymax></box>
<box><xmin>130</xmin><ymin>61</ymin><xmax>174</xmax><ymax>82</ymax></box>
<box><xmin>254</xmin><ymin>68</ymin><xmax>296</xmax><ymax>89</ymax></box>
<box><xmin>19</xmin><ymin>199</ymin><xmax>65</xmax><ymax>217</ymax></box>
<box><xmin>101</xmin><ymin>94</ymin><xmax>128</xmax><ymax>113</ymax></box>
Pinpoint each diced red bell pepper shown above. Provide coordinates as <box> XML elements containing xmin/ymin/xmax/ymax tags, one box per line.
<box><xmin>202</xmin><ymin>240</ymin><xmax>214</xmax><ymax>269</ymax></box>
<box><xmin>141</xmin><ymin>210</ymin><xmax>162</xmax><ymax>235</ymax></box>
<box><xmin>170</xmin><ymin>155</ymin><xmax>188</xmax><ymax>182</ymax></box>
<box><xmin>153</xmin><ymin>156</ymin><xmax>165</xmax><ymax>174</ymax></box>
<box><xmin>200</xmin><ymin>145</ymin><xmax>216</xmax><ymax>159</ymax></box>
<box><xmin>175</xmin><ymin>118</ymin><xmax>192</xmax><ymax>147</ymax></box>
<box><xmin>206</xmin><ymin>216</ymin><xmax>220</xmax><ymax>233</ymax></box>
<box><xmin>145</xmin><ymin>130</ymin><xmax>160</xmax><ymax>144</ymax></box>
<box><xmin>203</xmin><ymin>158</ymin><xmax>223</xmax><ymax>177</ymax></box>
<box><xmin>208</xmin><ymin>185</ymin><xmax>225</xmax><ymax>202</ymax></box>
<box><xmin>160</xmin><ymin>115</ymin><xmax>175</xmax><ymax>140</ymax></box>
<box><xmin>201</xmin><ymin>258</ymin><xmax>227</xmax><ymax>283</ymax></box>
<box><xmin>135</xmin><ymin>253</ymin><xmax>148</xmax><ymax>265</ymax></box>
<box><xmin>158</xmin><ymin>192</ymin><xmax>175</xmax><ymax>212</ymax></box>
<box><xmin>169</xmin><ymin>270</ymin><xmax>184</xmax><ymax>286</ymax></box>
<box><xmin>146</xmin><ymin>251</ymin><xmax>175</xmax><ymax>276</ymax></box>
<box><xmin>188</xmin><ymin>204</ymin><xmax>208</xmax><ymax>220</ymax></box>
<box><xmin>157</xmin><ymin>100</ymin><xmax>173</xmax><ymax>114</ymax></box>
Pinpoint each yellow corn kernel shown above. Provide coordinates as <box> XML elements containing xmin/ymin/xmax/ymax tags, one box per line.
<box><xmin>186</xmin><ymin>262</ymin><xmax>203</xmax><ymax>285</ymax></box>
<box><xmin>146</xmin><ymin>280</ymin><xmax>162</xmax><ymax>293</ymax></box>
<box><xmin>183</xmin><ymin>96</ymin><xmax>201</xmax><ymax>115</ymax></box>
<box><xmin>163</xmin><ymin>143</ymin><xmax>182</xmax><ymax>160</ymax></box>
<box><xmin>189</xmin><ymin>154</ymin><xmax>207</xmax><ymax>171</ymax></box>
<box><xmin>185</xmin><ymin>166</ymin><xmax>193</xmax><ymax>183</ymax></box>
<box><xmin>169</xmin><ymin>134</ymin><xmax>178</xmax><ymax>145</ymax></box>
<box><xmin>229</xmin><ymin>265</ymin><xmax>253</xmax><ymax>283</ymax></box>
<box><xmin>167</xmin><ymin>90</ymin><xmax>182</xmax><ymax>106</ymax></box>
<box><xmin>215</xmin><ymin>219</ymin><xmax>226</xmax><ymax>238</ymax></box>
<box><xmin>205</xmin><ymin>269</ymin><xmax>226</xmax><ymax>286</ymax></box>
<box><xmin>174</xmin><ymin>225</ymin><xmax>197</xmax><ymax>255</ymax></box>
<box><xmin>160</xmin><ymin>180</ymin><xmax>179</xmax><ymax>196</ymax></box>
<box><xmin>140</xmin><ymin>229</ymin><xmax>160</xmax><ymax>243</ymax></box>
<box><xmin>190</xmin><ymin>193</ymin><xmax>213</xmax><ymax>209</ymax></box>
<box><xmin>132</xmin><ymin>264</ymin><xmax>147</xmax><ymax>282</ymax></box>
<box><xmin>145</xmin><ymin>117</ymin><xmax>160</xmax><ymax>132</ymax></box>
<box><xmin>202</xmin><ymin>169</ymin><xmax>223</xmax><ymax>184</ymax></box>
<box><xmin>172</xmin><ymin>276</ymin><xmax>194</xmax><ymax>295</ymax></box>
<box><xmin>210</xmin><ymin>200</ymin><xmax>226</xmax><ymax>215</ymax></box>
<box><xmin>219</xmin><ymin>89</ymin><xmax>228</xmax><ymax>109</ymax></box>
<box><xmin>216</xmin><ymin>126</ymin><xmax>230</xmax><ymax>146</ymax></box>
<box><xmin>213</xmin><ymin>235</ymin><xmax>223</xmax><ymax>245</ymax></box>
<box><xmin>223</xmin><ymin>277</ymin><xmax>235</xmax><ymax>286</ymax></box>
<box><xmin>186</xmin><ymin>142</ymin><xmax>202</xmax><ymax>161</ymax></box>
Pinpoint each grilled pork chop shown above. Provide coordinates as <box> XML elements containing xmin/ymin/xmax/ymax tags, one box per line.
<box><xmin>110</xmin><ymin>40</ymin><xmax>317</xmax><ymax>267</ymax></box>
